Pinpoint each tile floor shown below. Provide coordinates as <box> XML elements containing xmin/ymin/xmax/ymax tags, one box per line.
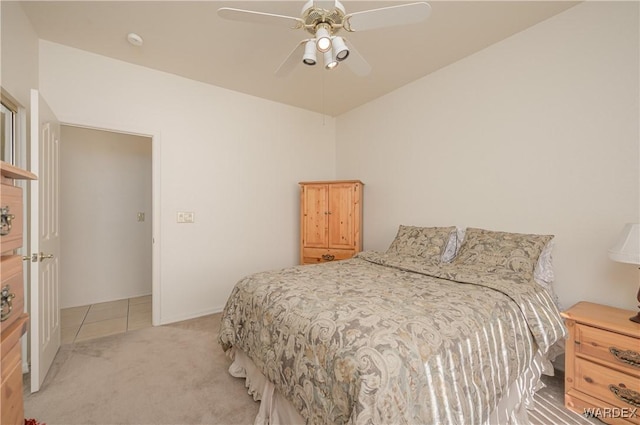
<box><xmin>60</xmin><ymin>295</ymin><xmax>152</xmax><ymax>344</ymax></box>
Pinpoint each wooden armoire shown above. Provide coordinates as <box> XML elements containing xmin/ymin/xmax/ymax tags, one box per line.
<box><xmin>299</xmin><ymin>180</ymin><xmax>363</xmax><ymax>265</ymax></box>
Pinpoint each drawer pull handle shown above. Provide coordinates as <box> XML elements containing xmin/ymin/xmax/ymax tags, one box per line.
<box><xmin>610</xmin><ymin>347</ymin><xmax>640</xmax><ymax>368</ymax></box>
<box><xmin>609</xmin><ymin>384</ymin><xmax>640</xmax><ymax>408</ymax></box>
<box><xmin>321</xmin><ymin>254</ymin><xmax>335</xmax><ymax>261</ymax></box>
<box><xmin>0</xmin><ymin>205</ymin><xmax>15</xmax><ymax>236</ymax></box>
<box><xmin>0</xmin><ymin>284</ymin><xmax>16</xmax><ymax>322</ymax></box>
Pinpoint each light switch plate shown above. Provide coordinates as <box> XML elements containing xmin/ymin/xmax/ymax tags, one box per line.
<box><xmin>177</xmin><ymin>211</ymin><xmax>195</xmax><ymax>223</ymax></box>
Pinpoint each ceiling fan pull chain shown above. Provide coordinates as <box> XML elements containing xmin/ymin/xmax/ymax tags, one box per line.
<box><xmin>322</xmin><ymin>66</ymin><xmax>326</xmax><ymax>125</ymax></box>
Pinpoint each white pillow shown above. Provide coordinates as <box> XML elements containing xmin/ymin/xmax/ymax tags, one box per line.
<box><xmin>533</xmin><ymin>238</ymin><xmax>555</xmax><ymax>288</ymax></box>
<box><xmin>441</xmin><ymin>227</ymin><xmax>466</xmax><ymax>263</ymax></box>
<box><xmin>533</xmin><ymin>238</ymin><xmax>562</xmax><ymax>308</ymax></box>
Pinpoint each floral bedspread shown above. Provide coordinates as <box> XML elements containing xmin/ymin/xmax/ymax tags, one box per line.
<box><xmin>218</xmin><ymin>252</ymin><xmax>566</xmax><ymax>425</ymax></box>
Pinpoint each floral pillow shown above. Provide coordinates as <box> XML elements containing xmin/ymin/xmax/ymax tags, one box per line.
<box><xmin>386</xmin><ymin>225</ymin><xmax>456</xmax><ymax>262</ymax></box>
<box><xmin>451</xmin><ymin>227</ymin><xmax>553</xmax><ymax>278</ymax></box>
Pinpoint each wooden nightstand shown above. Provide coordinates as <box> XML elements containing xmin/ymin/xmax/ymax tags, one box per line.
<box><xmin>561</xmin><ymin>302</ymin><xmax>640</xmax><ymax>425</ymax></box>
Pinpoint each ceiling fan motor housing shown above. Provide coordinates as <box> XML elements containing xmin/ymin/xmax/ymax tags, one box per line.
<box><xmin>301</xmin><ymin>0</ymin><xmax>346</xmax><ymax>37</ymax></box>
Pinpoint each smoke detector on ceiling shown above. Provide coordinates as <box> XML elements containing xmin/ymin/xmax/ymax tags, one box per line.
<box><xmin>127</xmin><ymin>32</ymin><xmax>144</xmax><ymax>47</ymax></box>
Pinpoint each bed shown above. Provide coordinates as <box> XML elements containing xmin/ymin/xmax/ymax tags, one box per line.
<box><xmin>218</xmin><ymin>226</ymin><xmax>567</xmax><ymax>424</ymax></box>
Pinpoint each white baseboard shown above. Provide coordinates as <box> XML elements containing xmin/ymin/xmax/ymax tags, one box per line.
<box><xmin>158</xmin><ymin>305</ymin><xmax>225</xmax><ymax>326</ymax></box>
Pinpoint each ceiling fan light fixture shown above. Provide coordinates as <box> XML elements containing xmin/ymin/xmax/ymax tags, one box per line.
<box><xmin>315</xmin><ymin>24</ymin><xmax>332</xmax><ymax>53</ymax></box>
<box><xmin>332</xmin><ymin>37</ymin><xmax>349</xmax><ymax>61</ymax></box>
<box><xmin>302</xmin><ymin>40</ymin><xmax>317</xmax><ymax>65</ymax></box>
<box><xmin>324</xmin><ymin>49</ymin><xmax>339</xmax><ymax>70</ymax></box>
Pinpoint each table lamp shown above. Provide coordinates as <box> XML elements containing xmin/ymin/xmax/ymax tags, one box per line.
<box><xmin>608</xmin><ymin>223</ymin><xmax>640</xmax><ymax>323</ymax></box>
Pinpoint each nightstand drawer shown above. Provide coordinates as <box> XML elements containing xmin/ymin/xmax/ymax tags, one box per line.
<box><xmin>1</xmin><ymin>325</ymin><xmax>21</xmax><ymax>385</ymax></box>
<box><xmin>575</xmin><ymin>357</ymin><xmax>640</xmax><ymax>424</ymax></box>
<box><xmin>0</xmin><ymin>314</ymin><xmax>28</xmax><ymax>425</ymax></box>
<box><xmin>576</xmin><ymin>323</ymin><xmax>640</xmax><ymax>376</ymax></box>
<box><xmin>0</xmin><ymin>183</ymin><xmax>23</xmax><ymax>254</ymax></box>
<box><xmin>0</xmin><ymin>256</ymin><xmax>24</xmax><ymax>332</ymax></box>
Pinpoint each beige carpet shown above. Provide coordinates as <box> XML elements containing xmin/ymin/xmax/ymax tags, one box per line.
<box><xmin>24</xmin><ymin>313</ymin><xmax>594</xmax><ymax>425</ymax></box>
<box><xmin>24</xmin><ymin>314</ymin><xmax>259</xmax><ymax>424</ymax></box>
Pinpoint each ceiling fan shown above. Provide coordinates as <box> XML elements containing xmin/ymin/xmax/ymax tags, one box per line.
<box><xmin>217</xmin><ymin>1</ymin><xmax>432</xmax><ymax>77</ymax></box>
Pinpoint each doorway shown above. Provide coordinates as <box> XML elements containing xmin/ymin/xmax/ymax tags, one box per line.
<box><xmin>59</xmin><ymin>125</ymin><xmax>152</xmax><ymax>341</ymax></box>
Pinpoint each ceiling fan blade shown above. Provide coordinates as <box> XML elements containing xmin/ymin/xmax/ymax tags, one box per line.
<box><xmin>343</xmin><ymin>2</ymin><xmax>432</xmax><ymax>32</ymax></box>
<box><xmin>217</xmin><ymin>7</ymin><xmax>304</xmax><ymax>29</ymax></box>
<box><xmin>275</xmin><ymin>41</ymin><xmax>307</xmax><ymax>78</ymax></box>
<box><xmin>343</xmin><ymin>40</ymin><xmax>371</xmax><ymax>77</ymax></box>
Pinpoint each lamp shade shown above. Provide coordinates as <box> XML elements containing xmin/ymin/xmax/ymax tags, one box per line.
<box><xmin>609</xmin><ymin>223</ymin><xmax>640</xmax><ymax>265</ymax></box>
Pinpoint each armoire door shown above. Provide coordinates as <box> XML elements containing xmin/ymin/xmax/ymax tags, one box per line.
<box><xmin>327</xmin><ymin>183</ymin><xmax>356</xmax><ymax>249</ymax></box>
<box><xmin>301</xmin><ymin>184</ymin><xmax>328</xmax><ymax>248</ymax></box>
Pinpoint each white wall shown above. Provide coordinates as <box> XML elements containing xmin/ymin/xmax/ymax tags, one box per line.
<box><xmin>1</xmin><ymin>1</ymin><xmax>39</xmax><ymax>171</ymax></box>
<box><xmin>60</xmin><ymin>125</ymin><xmax>152</xmax><ymax>308</ymax></box>
<box><xmin>0</xmin><ymin>1</ymin><xmax>39</xmax><ymax>108</ymax></box>
<box><xmin>336</xmin><ymin>1</ymin><xmax>640</xmax><ymax>312</ymax></box>
<box><xmin>39</xmin><ymin>40</ymin><xmax>336</xmax><ymax>324</ymax></box>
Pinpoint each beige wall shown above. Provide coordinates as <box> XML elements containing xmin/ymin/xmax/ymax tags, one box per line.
<box><xmin>60</xmin><ymin>126</ymin><xmax>152</xmax><ymax>308</ymax></box>
<box><xmin>1</xmin><ymin>1</ymin><xmax>39</xmax><ymax>107</ymax></box>
<box><xmin>336</xmin><ymin>2</ymin><xmax>640</xmax><ymax>311</ymax></box>
<box><xmin>1</xmin><ymin>1</ymin><xmax>39</xmax><ymax>170</ymax></box>
<box><xmin>38</xmin><ymin>40</ymin><xmax>336</xmax><ymax>324</ymax></box>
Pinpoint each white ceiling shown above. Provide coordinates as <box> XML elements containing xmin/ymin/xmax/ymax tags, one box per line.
<box><xmin>20</xmin><ymin>1</ymin><xmax>579</xmax><ymax>116</ymax></box>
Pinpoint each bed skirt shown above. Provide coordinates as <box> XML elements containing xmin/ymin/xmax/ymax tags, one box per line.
<box><xmin>227</xmin><ymin>347</ymin><xmax>554</xmax><ymax>425</ymax></box>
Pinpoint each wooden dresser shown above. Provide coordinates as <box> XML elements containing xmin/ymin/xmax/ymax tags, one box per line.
<box><xmin>562</xmin><ymin>302</ymin><xmax>640</xmax><ymax>425</ymax></box>
<box><xmin>1</xmin><ymin>161</ymin><xmax>36</xmax><ymax>425</ymax></box>
<box><xmin>299</xmin><ymin>180</ymin><xmax>363</xmax><ymax>265</ymax></box>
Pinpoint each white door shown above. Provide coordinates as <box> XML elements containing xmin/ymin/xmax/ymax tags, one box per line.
<box><xmin>29</xmin><ymin>89</ymin><xmax>61</xmax><ymax>392</ymax></box>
